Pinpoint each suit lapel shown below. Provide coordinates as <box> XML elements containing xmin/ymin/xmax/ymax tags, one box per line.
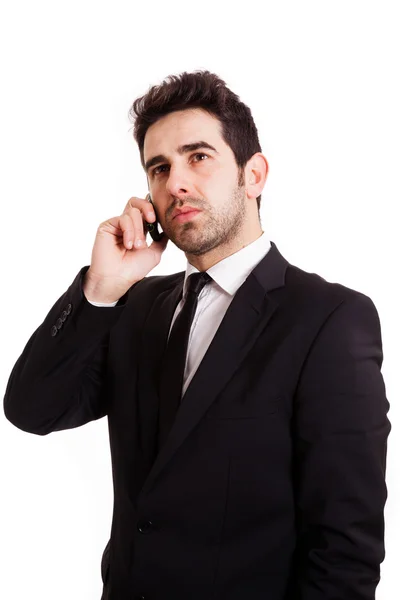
<box><xmin>139</xmin><ymin>241</ymin><xmax>289</xmax><ymax>495</ymax></box>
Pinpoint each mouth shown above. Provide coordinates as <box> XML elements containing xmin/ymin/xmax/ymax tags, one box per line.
<box><xmin>173</xmin><ymin>209</ymin><xmax>202</xmax><ymax>223</ymax></box>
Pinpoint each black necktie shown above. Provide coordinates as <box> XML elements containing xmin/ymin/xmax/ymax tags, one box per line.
<box><xmin>157</xmin><ymin>271</ymin><xmax>212</xmax><ymax>451</ymax></box>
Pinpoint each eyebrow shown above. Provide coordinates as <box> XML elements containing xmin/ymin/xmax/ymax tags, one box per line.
<box><xmin>144</xmin><ymin>141</ymin><xmax>219</xmax><ymax>173</ymax></box>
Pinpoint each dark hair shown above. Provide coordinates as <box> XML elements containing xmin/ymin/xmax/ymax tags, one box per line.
<box><xmin>128</xmin><ymin>70</ymin><xmax>263</xmax><ymax>212</ymax></box>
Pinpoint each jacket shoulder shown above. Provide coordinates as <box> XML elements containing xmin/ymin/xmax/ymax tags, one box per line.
<box><xmin>286</xmin><ymin>262</ymin><xmax>374</xmax><ymax>306</ymax></box>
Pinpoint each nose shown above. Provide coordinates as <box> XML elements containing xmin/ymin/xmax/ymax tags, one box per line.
<box><xmin>165</xmin><ymin>165</ymin><xmax>191</xmax><ymax>198</ymax></box>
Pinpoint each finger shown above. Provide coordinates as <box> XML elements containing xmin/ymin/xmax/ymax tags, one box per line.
<box><xmin>118</xmin><ymin>213</ymin><xmax>136</xmax><ymax>250</ymax></box>
<box><xmin>123</xmin><ymin>196</ymin><xmax>155</xmax><ymax>223</ymax></box>
<box><xmin>130</xmin><ymin>207</ymin><xmax>148</xmax><ymax>249</ymax></box>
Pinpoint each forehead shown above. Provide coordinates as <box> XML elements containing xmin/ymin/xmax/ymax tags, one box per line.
<box><xmin>143</xmin><ymin>108</ymin><xmax>226</xmax><ymax>158</ymax></box>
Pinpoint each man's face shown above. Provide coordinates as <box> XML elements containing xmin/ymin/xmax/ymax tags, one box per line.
<box><xmin>143</xmin><ymin>108</ymin><xmax>249</xmax><ymax>257</ymax></box>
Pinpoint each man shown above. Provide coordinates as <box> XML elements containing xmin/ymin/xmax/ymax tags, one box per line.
<box><xmin>4</xmin><ymin>70</ymin><xmax>390</xmax><ymax>599</ymax></box>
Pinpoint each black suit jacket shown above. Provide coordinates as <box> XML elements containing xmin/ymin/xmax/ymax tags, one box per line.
<box><xmin>4</xmin><ymin>241</ymin><xmax>390</xmax><ymax>600</ymax></box>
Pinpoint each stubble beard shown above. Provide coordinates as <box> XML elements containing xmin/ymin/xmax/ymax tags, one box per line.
<box><xmin>164</xmin><ymin>183</ymin><xmax>247</xmax><ymax>257</ymax></box>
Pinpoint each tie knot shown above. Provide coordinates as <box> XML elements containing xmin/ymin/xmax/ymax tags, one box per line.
<box><xmin>187</xmin><ymin>271</ymin><xmax>211</xmax><ymax>297</ymax></box>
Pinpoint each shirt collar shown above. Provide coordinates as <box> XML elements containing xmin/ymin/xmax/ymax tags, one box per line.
<box><xmin>183</xmin><ymin>231</ymin><xmax>272</xmax><ymax>297</ymax></box>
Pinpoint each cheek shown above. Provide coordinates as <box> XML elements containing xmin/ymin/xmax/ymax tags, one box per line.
<box><xmin>201</xmin><ymin>164</ymin><xmax>230</xmax><ymax>193</ymax></box>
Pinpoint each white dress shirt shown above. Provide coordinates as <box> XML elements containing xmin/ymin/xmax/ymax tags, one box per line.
<box><xmin>87</xmin><ymin>232</ymin><xmax>271</xmax><ymax>396</ymax></box>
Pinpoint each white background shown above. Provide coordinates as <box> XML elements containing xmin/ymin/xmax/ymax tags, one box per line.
<box><xmin>0</xmin><ymin>1</ymin><xmax>398</xmax><ymax>598</ymax></box>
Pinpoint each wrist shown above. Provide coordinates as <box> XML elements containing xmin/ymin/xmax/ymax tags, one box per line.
<box><xmin>82</xmin><ymin>271</ymin><xmax>123</xmax><ymax>304</ymax></box>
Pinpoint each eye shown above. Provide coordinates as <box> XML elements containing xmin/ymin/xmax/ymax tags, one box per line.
<box><xmin>192</xmin><ymin>152</ymin><xmax>209</xmax><ymax>162</ymax></box>
<box><xmin>153</xmin><ymin>164</ymin><xmax>169</xmax><ymax>175</ymax></box>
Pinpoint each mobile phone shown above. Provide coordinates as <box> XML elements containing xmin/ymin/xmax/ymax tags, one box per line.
<box><xmin>144</xmin><ymin>193</ymin><xmax>164</xmax><ymax>242</ymax></box>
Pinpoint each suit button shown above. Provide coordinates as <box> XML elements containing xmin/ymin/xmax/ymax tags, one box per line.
<box><xmin>137</xmin><ymin>520</ymin><xmax>154</xmax><ymax>534</ymax></box>
<box><xmin>56</xmin><ymin>318</ymin><xmax>63</xmax><ymax>329</ymax></box>
<box><xmin>50</xmin><ymin>325</ymin><xmax>58</xmax><ymax>337</ymax></box>
<box><xmin>66</xmin><ymin>303</ymin><xmax>72</xmax><ymax>315</ymax></box>
<box><xmin>135</xmin><ymin>596</ymin><xmax>146</xmax><ymax>600</ymax></box>
<box><xmin>61</xmin><ymin>310</ymin><xmax>68</xmax><ymax>322</ymax></box>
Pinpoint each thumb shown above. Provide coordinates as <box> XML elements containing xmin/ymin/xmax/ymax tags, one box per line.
<box><xmin>149</xmin><ymin>232</ymin><xmax>169</xmax><ymax>252</ymax></box>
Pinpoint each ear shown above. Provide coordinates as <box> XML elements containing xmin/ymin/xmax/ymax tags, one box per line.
<box><xmin>245</xmin><ymin>153</ymin><xmax>269</xmax><ymax>199</ymax></box>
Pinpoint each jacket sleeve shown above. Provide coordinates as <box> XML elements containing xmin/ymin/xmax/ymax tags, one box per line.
<box><xmin>3</xmin><ymin>265</ymin><xmax>130</xmax><ymax>436</ymax></box>
<box><xmin>292</xmin><ymin>292</ymin><xmax>391</xmax><ymax>599</ymax></box>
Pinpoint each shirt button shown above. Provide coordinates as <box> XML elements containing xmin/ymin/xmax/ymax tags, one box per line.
<box><xmin>137</xmin><ymin>520</ymin><xmax>154</xmax><ymax>534</ymax></box>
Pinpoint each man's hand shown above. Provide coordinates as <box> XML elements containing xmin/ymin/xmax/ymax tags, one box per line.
<box><xmin>83</xmin><ymin>196</ymin><xmax>169</xmax><ymax>303</ymax></box>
